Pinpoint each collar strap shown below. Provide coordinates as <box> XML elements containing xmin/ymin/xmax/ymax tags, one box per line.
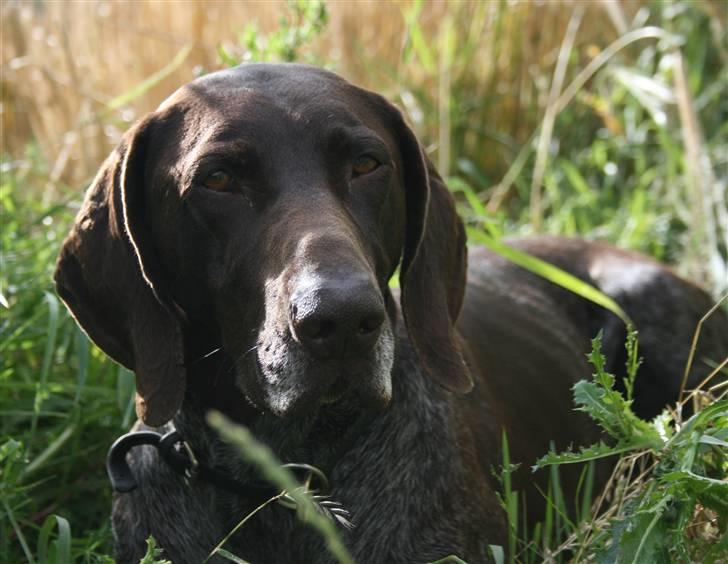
<box><xmin>106</xmin><ymin>430</ymin><xmax>327</xmax><ymax>502</ymax></box>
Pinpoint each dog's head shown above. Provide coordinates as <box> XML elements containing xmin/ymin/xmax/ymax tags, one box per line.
<box><xmin>55</xmin><ymin>64</ymin><xmax>471</xmax><ymax>426</ymax></box>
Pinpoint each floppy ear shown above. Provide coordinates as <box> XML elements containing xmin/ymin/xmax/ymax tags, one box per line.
<box><xmin>392</xmin><ymin>110</ymin><xmax>472</xmax><ymax>393</ymax></box>
<box><xmin>54</xmin><ymin>116</ymin><xmax>185</xmax><ymax>426</ymax></box>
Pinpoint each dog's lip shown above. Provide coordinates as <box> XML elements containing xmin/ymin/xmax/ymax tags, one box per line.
<box><xmin>320</xmin><ymin>376</ymin><xmax>350</xmax><ymax>404</ymax></box>
<box><xmin>247</xmin><ymin>343</ymin><xmax>383</xmax><ymax>414</ymax></box>
<box><xmin>247</xmin><ymin>352</ymin><xmax>344</xmax><ymax>415</ymax></box>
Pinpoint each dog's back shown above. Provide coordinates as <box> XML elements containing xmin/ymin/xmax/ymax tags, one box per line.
<box><xmin>459</xmin><ymin>236</ymin><xmax>728</xmax><ymax>524</ymax></box>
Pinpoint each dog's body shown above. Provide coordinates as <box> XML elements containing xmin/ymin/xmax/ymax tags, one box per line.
<box><xmin>55</xmin><ymin>64</ymin><xmax>727</xmax><ymax>563</ymax></box>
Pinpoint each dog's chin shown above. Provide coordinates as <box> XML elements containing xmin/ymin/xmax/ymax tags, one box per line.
<box><xmin>234</xmin><ymin>351</ymin><xmax>394</xmax><ymax>419</ymax></box>
<box><xmin>233</xmin><ymin>322</ymin><xmax>396</xmax><ymax>418</ymax></box>
<box><xmin>256</xmin><ymin>365</ymin><xmax>393</xmax><ymax>419</ymax></box>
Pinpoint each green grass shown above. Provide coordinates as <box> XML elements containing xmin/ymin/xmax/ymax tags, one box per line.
<box><xmin>1</xmin><ymin>150</ymin><xmax>128</xmax><ymax>562</ymax></box>
<box><xmin>2</xmin><ymin>0</ymin><xmax>727</xmax><ymax>561</ymax></box>
<box><xmin>492</xmin><ymin>330</ymin><xmax>728</xmax><ymax>563</ymax></box>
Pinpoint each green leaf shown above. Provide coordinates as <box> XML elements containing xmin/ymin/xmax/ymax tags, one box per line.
<box><xmin>616</xmin><ymin>497</ymin><xmax>672</xmax><ymax>564</ymax></box>
<box><xmin>572</xmin><ymin>335</ymin><xmax>662</xmax><ymax>448</ymax></box>
<box><xmin>533</xmin><ymin>439</ymin><xmax>648</xmax><ymax>470</ymax></box>
<box><xmin>37</xmin><ymin>514</ymin><xmax>71</xmax><ymax>564</ymax></box>
<box><xmin>218</xmin><ymin>44</ymin><xmax>240</xmax><ymax>67</ymax></box>
<box><xmin>598</xmin><ymin>490</ymin><xmax>675</xmax><ymax>564</ymax></box>
<box><xmin>215</xmin><ymin>548</ymin><xmax>250</xmax><ymax>563</ymax></box>
<box><xmin>673</xmin><ymin>400</ymin><xmax>728</xmax><ymax>438</ymax></box>
<box><xmin>489</xmin><ymin>545</ymin><xmax>504</xmax><ymax>564</ymax></box>
<box><xmin>560</xmin><ymin>160</ymin><xmax>592</xmax><ymax>196</ymax></box>
<box><xmin>139</xmin><ymin>536</ymin><xmax>172</xmax><ymax>564</ymax></box>
<box><xmin>661</xmin><ymin>471</ymin><xmax>728</xmax><ymax>514</ymax></box>
<box><xmin>698</xmin><ymin>434</ymin><xmax>728</xmax><ymax>448</ymax></box>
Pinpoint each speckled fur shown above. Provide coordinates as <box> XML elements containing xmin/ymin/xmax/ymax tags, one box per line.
<box><xmin>112</xmin><ymin>332</ymin><xmax>503</xmax><ymax>563</ymax></box>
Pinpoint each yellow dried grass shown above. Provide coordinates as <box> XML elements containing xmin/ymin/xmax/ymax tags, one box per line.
<box><xmin>1</xmin><ymin>0</ymin><xmax>633</xmax><ymax>191</ymax></box>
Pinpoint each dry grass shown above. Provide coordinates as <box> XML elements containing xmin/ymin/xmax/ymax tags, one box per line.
<box><xmin>2</xmin><ymin>0</ymin><xmax>638</xmax><ymax>192</ymax></box>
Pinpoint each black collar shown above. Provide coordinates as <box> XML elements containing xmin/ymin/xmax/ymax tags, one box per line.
<box><xmin>107</xmin><ymin>406</ymin><xmax>376</xmax><ymax>530</ymax></box>
<box><xmin>106</xmin><ymin>428</ymin><xmax>357</xmax><ymax>529</ymax></box>
<box><xmin>107</xmin><ymin>429</ymin><xmax>325</xmax><ymax>502</ymax></box>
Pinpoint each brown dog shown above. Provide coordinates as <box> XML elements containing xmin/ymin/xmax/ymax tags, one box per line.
<box><xmin>55</xmin><ymin>64</ymin><xmax>727</xmax><ymax>563</ymax></box>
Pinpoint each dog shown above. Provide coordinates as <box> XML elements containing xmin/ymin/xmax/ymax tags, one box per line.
<box><xmin>54</xmin><ymin>63</ymin><xmax>727</xmax><ymax>563</ymax></box>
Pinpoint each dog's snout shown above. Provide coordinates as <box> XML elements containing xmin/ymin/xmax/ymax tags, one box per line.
<box><xmin>290</xmin><ymin>279</ymin><xmax>385</xmax><ymax>359</ymax></box>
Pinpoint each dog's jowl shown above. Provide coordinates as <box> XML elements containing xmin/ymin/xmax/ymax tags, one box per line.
<box><xmin>55</xmin><ymin>64</ymin><xmax>728</xmax><ymax>563</ymax></box>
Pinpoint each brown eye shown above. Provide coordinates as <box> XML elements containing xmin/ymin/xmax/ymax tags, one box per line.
<box><xmin>352</xmin><ymin>155</ymin><xmax>380</xmax><ymax>177</ymax></box>
<box><xmin>203</xmin><ymin>170</ymin><xmax>233</xmax><ymax>191</ymax></box>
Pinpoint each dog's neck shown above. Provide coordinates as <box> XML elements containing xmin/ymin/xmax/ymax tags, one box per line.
<box><xmin>186</xmin><ymin>355</ymin><xmax>259</xmax><ymax>424</ymax></box>
<box><xmin>174</xmin><ymin>388</ymin><xmax>373</xmax><ymax>485</ymax></box>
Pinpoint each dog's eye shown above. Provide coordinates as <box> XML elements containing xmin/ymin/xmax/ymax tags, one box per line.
<box><xmin>352</xmin><ymin>156</ymin><xmax>380</xmax><ymax>178</ymax></box>
<box><xmin>203</xmin><ymin>170</ymin><xmax>233</xmax><ymax>191</ymax></box>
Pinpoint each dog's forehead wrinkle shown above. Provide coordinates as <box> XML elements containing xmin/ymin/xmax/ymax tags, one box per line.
<box><xmin>196</xmin><ymin>62</ymin><xmax>345</xmax><ymax>91</ymax></box>
<box><xmin>181</xmin><ymin>65</ymin><xmax>367</xmax><ymax>132</ymax></box>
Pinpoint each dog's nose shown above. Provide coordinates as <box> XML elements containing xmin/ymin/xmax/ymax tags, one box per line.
<box><xmin>290</xmin><ymin>279</ymin><xmax>385</xmax><ymax>359</ymax></box>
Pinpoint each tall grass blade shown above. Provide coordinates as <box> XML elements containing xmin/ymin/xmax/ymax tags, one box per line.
<box><xmin>437</xmin><ymin>16</ymin><xmax>455</xmax><ymax>177</ymax></box>
<box><xmin>73</xmin><ymin>326</ymin><xmax>88</xmax><ymax>404</ymax></box>
<box><xmin>500</xmin><ymin>431</ymin><xmax>518</xmax><ymax>564</ymax></box>
<box><xmin>401</xmin><ymin>1</ymin><xmax>436</xmax><ymax>74</ymax></box>
<box><xmin>554</xmin><ymin>27</ymin><xmax>679</xmax><ymax>114</ymax></box>
<box><xmin>203</xmin><ymin>493</ymin><xmax>283</xmax><ymax>563</ymax></box>
<box><xmin>215</xmin><ymin>548</ymin><xmax>250</xmax><ymax>563</ymax></box>
<box><xmin>24</xmin><ymin>424</ymin><xmax>76</xmax><ymax>477</ymax></box>
<box><xmin>489</xmin><ymin>545</ymin><xmax>504</xmax><ymax>564</ymax></box>
<box><xmin>579</xmin><ymin>461</ymin><xmax>595</xmax><ymax>524</ymax></box>
<box><xmin>673</xmin><ymin>50</ymin><xmax>725</xmax><ymax>292</ymax></box>
<box><xmin>467</xmin><ymin>231</ymin><xmax>631</xmax><ymax>324</ymax></box>
<box><xmin>678</xmin><ymin>293</ymin><xmax>727</xmax><ymax>403</ymax></box>
<box><xmin>30</xmin><ymin>292</ymin><xmax>60</xmax><ymax>448</ymax></box>
<box><xmin>3</xmin><ymin>498</ymin><xmax>35</xmax><ymax>564</ymax></box>
<box><xmin>207</xmin><ymin>411</ymin><xmax>354</xmax><ymax>564</ymax></box>
<box><xmin>37</xmin><ymin>514</ymin><xmax>71</xmax><ymax>564</ymax></box>
<box><xmin>106</xmin><ymin>44</ymin><xmax>193</xmax><ymax>111</ymax></box>
<box><xmin>530</xmin><ymin>6</ymin><xmax>583</xmax><ymax>230</ymax></box>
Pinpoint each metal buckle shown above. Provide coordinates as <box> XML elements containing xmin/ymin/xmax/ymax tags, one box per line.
<box><xmin>276</xmin><ymin>463</ymin><xmax>330</xmax><ymax>510</ymax></box>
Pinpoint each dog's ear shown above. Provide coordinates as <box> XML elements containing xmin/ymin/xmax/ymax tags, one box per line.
<box><xmin>388</xmin><ymin>108</ymin><xmax>472</xmax><ymax>393</ymax></box>
<box><xmin>54</xmin><ymin>116</ymin><xmax>185</xmax><ymax>426</ymax></box>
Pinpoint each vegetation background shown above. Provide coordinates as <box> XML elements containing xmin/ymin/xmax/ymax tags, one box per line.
<box><xmin>1</xmin><ymin>0</ymin><xmax>726</xmax><ymax>562</ymax></box>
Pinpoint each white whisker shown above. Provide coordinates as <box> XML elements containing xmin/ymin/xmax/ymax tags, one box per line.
<box><xmin>240</xmin><ymin>345</ymin><xmax>259</xmax><ymax>360</ymax></box>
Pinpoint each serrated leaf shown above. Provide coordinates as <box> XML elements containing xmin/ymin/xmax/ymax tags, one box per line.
<box><xmin>615</xmin><ymin>495</ymin><xmax>672</xmax><ymax>564</ymax></box>
<box><xmin>533</xmin><ymin>439</ymin><xmax>653</xmax><ymax>470</ymax></box>
<box><xmin>661</xmin><ymin>470</ymin><xmax>728</xmax><ymax>514</ymax></box>
<box><xmin>587</xmin><ymin>334</ymin><xmax>608</xmax><ymax>376</ymax></box>
<box><xmin>572</xmin><ymin>335</ymin><xmax>663</xmax><ymax>450</ymax></box>
<box><xmin>139</xmin><ymin>536</ymin><xmax>172</xmax><ymax>564</ymax></box>
<box><xmin>672</xmin><ymin>400</ymin><xmax>728</xmax><ymax>441</ymax></box>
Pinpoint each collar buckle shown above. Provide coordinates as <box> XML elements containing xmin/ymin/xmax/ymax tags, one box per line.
<box><xmin>277</xmin><ymin>463</ymin><xmax>330</xmax><ymax>510</ymax></box>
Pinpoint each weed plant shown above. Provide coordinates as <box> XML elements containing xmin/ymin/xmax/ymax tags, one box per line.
<box><xmin>500</xmin><ymin>330</ymin><xmax>728</xmax><ymax>563</ymax></box>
